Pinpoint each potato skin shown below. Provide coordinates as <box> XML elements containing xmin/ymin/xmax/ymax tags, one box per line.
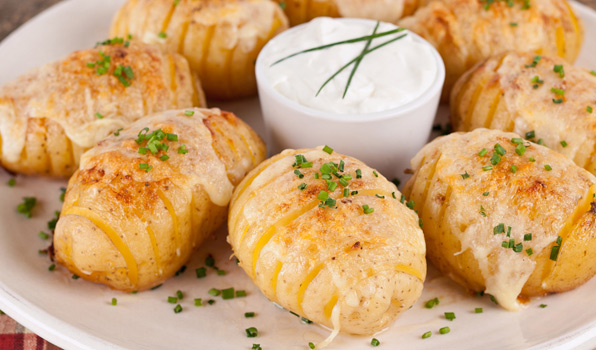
<box><xmin>110</xmin><ymin>0</ymin><xmax>289</xmax><ymax>100</ymax></box>
<box><xmin>54</xmin><ymin>108</ymin><xmax>265</xmax><ymax>291</ymax></box>
<box><xmin>273</xmin><ymin>0</ymin><xmax>419</xmax><ymax>26</ymax></box>
<box><xmin>0</xmin><ymin>42</ymin><xmax>205</xmax><ymax>178</ymax></box>
<box><xmin>228</xmin><ymin>147</ymin><xmax>426</xmax><ymax>335</ymax></box>
<box><xmin>451</xmin><ymin>51</ymin><xmax>596</xmax><ymax>176</ymax></box>
<box><xmin>403</xmin><ymin>128</ymin><xmax>596</xmax><ymax>310</ymax></box>
<box><xmin>399</xmin><ymin>0</ymin><xmax>583</xmax><ymax>100</ymax></box>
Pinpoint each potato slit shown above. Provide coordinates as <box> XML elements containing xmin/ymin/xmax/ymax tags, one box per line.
<box><xmin>483</xmin><ymin>91</ymin><xmax>502</xmax><ymax>129</ymax></box>
<box><xmin>555</xmin><ymin>25</ymin><xmax>566</xmax><ymax>58</ymax></box>
<box><xmin>200</xmin><ymin>25</ymin><xmax>216</xmax><ymax>78</ymax></box>
<box><xmin>178</xmin><ymin>20</ymin><xmax>190</xmax><ymax>53</ymax></box>
<box><xmin>271</xmin><ymin>261</ymin><xmax>283</xmax><ymax>299</ymax></box>
<box><xmin>133</xmin><ymin>208</ymin><xmax>163</xmax><ymax>276</ymax></box>
<box><xmin>238</xmin><ymin>133</ymin><xmax>257</xmax><ymax>166</ymax></box>
<box><xmin>393</xmin><ymin>264</ymin><xmax>424</xmax><ymax>282</ymax></box>
<box><xmin>563</xmin><ymin>1</ymin><xmax>581</xmax><ymax>53</ymax></box>
<box><xmin>160</xmin><ymin>1</ymin><xmax>177</xmax><ymax>34</ymax></box>
<box><xmin>252</xmin><ymin>199</ymin><xmax>320</xmax><ymax>276</ymax></box>
<box><xmin>351</xmin><ymin>189</ymin><xmax>395</xmax><ymax>199</ymax></box>
<box><xmin>238</xmin><ymin>224</ymin><xmax>251</xmax><ymax>248</ymax></box>
<box><xmin>541</xmin><ymin>185</ymin><xmax>596</xmax><ymax>285</ymax></box>
<box><xmin>323</xmin><ymin>294</ymin><xmax>339</xmax><ymax>320</ymax></box>
<box><xmin>168</xmin><ymin>55</ymin><xmax>178</xmax><ymax>102</ymax></box>
<box><xmin>215</xmin><ymin>126</ymin><xmax>238</xmax><ymax>157</ymax></box>
<box><xmin>156</xmin><ymin>189</ymin><xmax>182</xmax><ymax>256</ymax></box>
<box><xmin>297</xmin><ymin>263</ymin><xmax>324</xmax><ymax>313</ymax></box>
<box><xmin>63</xmin><ymin>206</ymin><xmax>139</xmax><ymax>286</ymax></box>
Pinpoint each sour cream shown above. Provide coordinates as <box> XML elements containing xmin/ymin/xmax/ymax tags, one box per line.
<box><xmin>259</xmin><ymin>17</ymin><xmax>438</xmax><ymax>115</ymax></box>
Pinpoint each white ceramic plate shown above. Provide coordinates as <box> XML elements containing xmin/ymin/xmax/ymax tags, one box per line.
<box><xmin>1</xmin><ymin>1</ymin><xmax>596</xmax><ymax>349</ymax></box>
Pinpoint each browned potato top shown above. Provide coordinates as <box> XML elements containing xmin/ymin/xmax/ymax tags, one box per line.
<box><xmin>399</xmin><ymin>0</ymin><xmax>583</xmax><ymax>99</ymax></box>
<box><xmin>0</xmin><ymin>41</ymin><xmax>204</xmax><ymax>176</ymax></box>
<box><xmin>404</xmin><ymin>128</ymin><xmax>596</xmax><ymax>310</ymax></box>
<box><xmin>451</xmin><ymin>51</ymin><xmax>596</xmax><ymax>176</ymax></box>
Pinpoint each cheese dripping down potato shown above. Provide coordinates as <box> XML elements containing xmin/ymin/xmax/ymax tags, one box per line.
<box><xmin>54</xmin><ymin>108</ymin><xmax>266</xmax><ymax>291</ymax></box>
<box><xmin>110</xmin><ymin>0</ymin><xmax>289</xmax><ymax>100</ymax></box>
<box><xmin>403</xmin><ymin>128</ymin><xmax>596</xmax><ymax>311</ymax></box>
<box><xmin>0</xmin><ymin>42</ymin><xmax>205</xmax><ymax>177</ymax></box>
<box><xmin>273</xmin><ymin>0</ymin><xmax>420</xmax><ymax>26</ymax></box>
<box><xmin>399</xmin><ymin>0</ymin><xmax>583</xmax><ymax>100</ymax></box>
<box><xmin>451</xmin><ymin>51</ymin><xmax>596</xmax><ymax>177</ymax></box>
<box><xmin>228</xmin><ymin>147</ymin><xmax>426</xmax><ymax>347</ymax></box>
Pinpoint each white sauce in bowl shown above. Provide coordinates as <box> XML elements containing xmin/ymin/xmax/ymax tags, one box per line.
<box><xmin>260</xmin><ymin>17</ymin><xmax>438</xmax><ymax>115</ymax></box>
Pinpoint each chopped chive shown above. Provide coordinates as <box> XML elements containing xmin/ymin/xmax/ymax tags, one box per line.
<box><xmin>553</xmin><ymin>64</ymin><xmax>565</xmax><ymax>78</ymax></box>
<box><xmin>194</xmin><ymin>298</ymin><xmax>203</xmax><ymax>307</ymax></box>
<box><xmin>537</xmin><ymin>139</ymin><xmax>545</xmax><ymax>145</ymax></box>
<box><xmin>515</xmin><ymin>143</ymin><xmax>526</xmax><ymax>156</ymax></box>
<box><xmin>95</xmin><ymin>112</ymin><xmax>104</xmax><ymax>119</ymax></box>
<box><xmin>351</xmin><ymin>191</ymin><xmax>359</xmax><ymax>196</ymax></box>
<box><xmin>524</xmin><ymin>233</ymin><xmax>532</xmax><ymax>241</ymax></box>
<box><xmin>362</xmin><ymin>204</ymin><xmax>374</xmax><ymax>214</ymax></box>
<box><xmin>221</xmin><ymin>288</ymin><xmax>235</xmax><ymax>300</ymax></box>
<box><xmin>391</xmin><ymin>192</ymin><xmax>396</xmax><ymax>199</ymax></box>
<box><xmin>326</xmin><ymin>180</ymin><xmax>337</xmax><ymax>192</ymax></box>
<box><xmin>166</xmin><ymin>133</ymin><xmax>178</xmax><ymax>141</ymax></box>
<box><xmin>236</xmin><ymin>290</ymin><xmax>247</xmax><ymax>298</ymax></box>
<box><xmin>406</xmin><ymin>200</ymin><xmax>415</xmax><ymax>209</ymax></box>
<box><xmin>7</xmin><ymin>178</ymin><xmax>15</xmax><ymax>187</ymax></box>
<box><xmin>493</xmin><ymin>223</ymin><xmax>505</xmax><ymax>234</ymax></box>
<box><xmin>526</xmin><ymin>248</ymin><xmax>533</xmax><ymax>256</ymax></box>
<box><xmin>208</xmin><ymin>288</ymin><xmax>221</xmax><ymax>296</ymax></box>
<box><xmin>525</xmin><ymin>56</ymin><xmax>541</xmax><ymax>68</ymax></box>
<box><xmin>160</xmin><ymin>155</ymin><xmax>170</xmax><ymax>161</ymax></box>
<box><xmin>38</xmin><ymin>231</ymin><xmax>49</xmax><ymax>240</ymax></box>
<box><xmin>490</xmin><ymin>153</ymin><xmax>501</xmax><ymax>166</ymax></box>
<box><xmin>158</xmin><ymin>32</ymin><xmax>167</xmax><ymax>38</ymax></box>
<box><xmin>245</xmin><ymin>327</ymin><xmax>258</xmax><ymax>338</ymax></box>
<box><xmin>551</xmin><ymin>87</ymin><xmax>565</xmax><ymax>96</ymax></box>
<box><xmin>177</xmin><ymin>145</ymin><xmax>188</xmax><ymax>154</ymax></box>
<box><xmin>494</xmin><ymin>143</ymin><xmax>506</xmax><ymax>156</ymax></box>
<box><xmin>205</xmin><ymin>254</ymin><xmax>215</xmax><ymax>267</ymax></box>
<box><xmin>540</xmin><ymin>304</ymin><xmax>547</xmax><ymax>308</ymax></box>
<box><xmin>510</xmin><ymin>22</ymin><xmax>518</xmax><ymax>26</ymax></box>
<box><xmin>425</xmin><ymin>297</ymin><xmax>439</xmax><ymax>309</ymax></box>
<box><xmin>343</xmin><ymin>188</ymin><xmax>349</xmax><ymax>197</ymax></box>
<box><xmin>588</xmin><ymin>106</ymin><xmax>593</xmax><ymax>113</ymax></box>
<box><xmin>339</xmin><ymin>178</ymin><xmax>349</xmax><ymax>187</ymax></box>
<box><xmin>510</xmin><ymin>165</ymin><xmax>517</xmax><ymax>173</ymax></box>
<box><xmin>439</xmin><ymin>327</ymin><xmax>450</xmax><ymax>335</ymax></box>
<box><xmin>550</xmin><ymin>245</ymin><xmax>560</xmax><ymax>261</ymax></box>
<box><xmin>422</xmin><ymin>331</ymin><xmax>432</xmax><ymax>339</ymax></box>
<box><xmin>482</xmin><ymin>192</ymin><xmax>490</xmax><ymax>196</ymax></box>
<box><xmin>478</xmin><ymin>148</ymin><xmax>488</xmax><ymax>157</ymax></box>
<box><xmin>207</xmin><ymin>299</ymin><xmax>215</xmax><ymax>305</ymax></box>
<box><xmin>544</xmin><ymin>165</ymin><xmax>552</xmax><ymax>171</ymax></box>
<box><xmin>294</xmin><ymin>169</ymin><xmax>304</xmax><ymax>179</ymax></box>
<box><xmin>356</xmin><ymin>169</ymin><xmax>362</xmax><ymax>178</ymax></box>
<box><xmin>322</xmin><ymin>145</ymin><xmax>333</xmax><ymax>154</ymax></box>
<box><xmin>196</xmin><ymin>267</ymin><xmax>207</xmax><ymax>278</ymax></box>
<box><xmin>525</xmin><ymin>130</ymin><xmax>535</xmax><ymax>139</ymax></box>
<box><xmin>174</xmin><ymin>304</ymin><xmax>182</xmax><ymax>313</ymax></box>
<box><xmin>479</xmin><ymin>205</ymin><xmax>486</xmax><ymax>217</ymax></box>
<box><xmin>17</xmin><ymin>197</ymin><xmax>36</xmax><ymax>218</ymax></box>
<box><xmin>111</xmin><ymin>297</ymin><xmax>117</xmax><ymax>305</ymax></box>
<box><xmin>482</xmin><ymin>165</ymin><xmax>493</xmax><ymax>171</ymax></box>
<box><xmin>318</xmin><ymin>191</ymin><xmax>329</xmax><ymax>201</ymax></box>
<box><xmin>513</xmin><ymin>243</ymin><xmax>523</xmax><ymax>253</ymax></box>
<box><xmin>168</xmin><ymin>296</ymin><xmax>177</xmax><ymax>304</ymax></box>
<box><xmin>375</xmin><ymin>194</ymin><xmax>385</xmax><ymax>199</ymax></box>
<box><xmin>48</xmin><ymin>264</ymin><xmax>56</xmax><ymax>271</ymax></box>
<box><xmin>553</xmin><ymin>98</ymin><xmax>564</xmax><ymax>104</ymax></box>
<box><xmin>373</xmin><ymin>171</ymin><xmax>378</xmax><ymax>177</ymax></box>
<box><xmin>253</xmin><ymin>345</ymin><xmax>263</xmax><ymax>350</ymax></box>
<box><xmin>371</xmin><ymin>338</ymin><xmax>380</xmax><ymax>346</ymax></box>
<box><xmin>560</xmin><ymin>140</ymin><xmax>568</xmax><ymax>147</ymax></box>
<box><xmin>298</xmin><ymin>183</ymin><xmax>307</xmax><ymax>191</ymax></box>
<box><xmin>444</xmin><ymin>312</ymin><xmax>456</xmax><ymax>321</ymax></box>
<box><xmin>151</xmin><ymin>284</ymin><xmax>163</xmax><ymax>290</ymax></box>
<box><xmin>529</xmin><ymin>157</ymin><xmax>536</xmax><ymax>162</ymax></box>
<box><xmin>475</xmin><ymin>307</ymin><xmax>483</xmax><ymax>313</ymax></box>
<box><xmin>184</xmin><ymin>110</ymin><xmax>195</xmax><ymax>116</ymax></box>
<box><xmin>461</xmin><ymin>171</ymin><xmax>470</xmax><ymax>179</ymax></box>
<box><xmin>245</xmin><ymin>312</ymin><xmax>255</xmax><ymax>318</ymax></box>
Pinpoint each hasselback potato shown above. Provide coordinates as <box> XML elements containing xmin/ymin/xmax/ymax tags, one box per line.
<box><xmin>228</xmin><ymin>147</ymin><xmax>426</xmax><ymax>342</ymax></box>
<box><xmin>0</xmin><ymin>41</ymin><xmax>205</xmax><ymax>177</ymax></box>
<box><xmin>110</xmin><ymin>0</ymin><xmax>289</xmax><ymax>100</ymax></box>
<box><xmin>451</xmin><ymin>51</ymin><xmax>596</xmax><ymax>176</ymax></box>
<box><xmin>399</xmin><ymin>0</ymin><xmax>583</xmax><ymax>100</ymax></box>
<box><xmin>273</xmin><ymin>0</ymin><xmax>419</xmax><ymax>26</ymax></box>
<box><xmin>54</xmin><ymin>108</ymin><xmax>266</xmax><ymax>291</ymax></box>
<box><xmin>403</xmin><ymin>128</ymin><xmax>596</xmax><ymax>311</ymax></box>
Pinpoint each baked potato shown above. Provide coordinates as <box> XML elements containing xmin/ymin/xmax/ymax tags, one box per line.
<box><xmin>54</xmin><ymin>108</ymin><xmax>266</xmax><ymax>292</ymax></box>
<box><xmin>110</xmin><ymin>0</ymin><xmax>289</xmax><ymax>100</ymax></box>
<box><xmin>274</xmin><ymin>0</ymin><xmax>419</xmax><ymax>26</ymax></box>
<box><xmin>451</xmin><ymin>51</ymin><xmax>596</xmax><ymax>176</ymax></box>
<box><xmin>403</xmin><ymin>128</ymin><xmax>596</xmax><ymax>311</ymax></box>
<box><xmin>228</xmin><ymin>146</ymin><xmax>426</xmax><ymax>343</ymax></box>
<box><xmin>399</xmin><ymin>0</ymin><xmax>583</xmax><ymax>100</ymax></box>
<box><xmin>0</xmin><ymin>41</ymin><xmax>205</xmax><ymax>178</ymax></box>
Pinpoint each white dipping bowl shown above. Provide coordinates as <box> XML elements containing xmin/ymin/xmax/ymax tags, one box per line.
<box><xmin>255</xmin><ymin>17</ymin><xmax>445</xmax><ymax>182</ymax></box>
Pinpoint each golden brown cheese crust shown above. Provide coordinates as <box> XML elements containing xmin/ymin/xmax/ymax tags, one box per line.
<box><xmin>54</xmin><ymin>108</ymin><xmax>266</xmax><ymax>291</ymax></box>
<box><xmin>110</xmin><ymin>0</ymin><xmax>289</xmax><ymax>100</ymax></box>
<box><xmin>228</xmin><ymin>147</ymin><xmax>426</xmax><ymax>335</ymax></box>
<box><xmin>451</xmin><ymin>51</ymin><xmax>596</xmax><ymax>176</ymax></box>
<box><xmin>0</xmin><ymin>42</ymin><xmax>205</xmax><ymax>177</ymax></box>
<box><xmin>399</xmin><ymin>0</ymin><xmax>583</xmax><ymax>100</ymax></box>
<box><xmin>274</xmin><ymin>0</ymin><xmax>420</xmax><ymax>26</ymax></box>
<box><xmin>403</xmin><ymin>128</ymin><xmax>596</xmax><ymax>310</ymax></box>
